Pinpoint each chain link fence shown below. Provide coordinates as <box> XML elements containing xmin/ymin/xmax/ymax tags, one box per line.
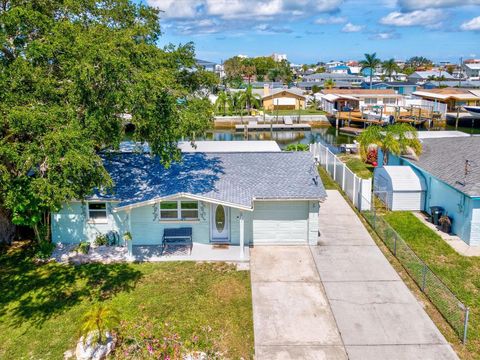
<box><xmin>362</xmin><ymin>199</ymin><xmax>470</xmax><ymax>343</ymax></box>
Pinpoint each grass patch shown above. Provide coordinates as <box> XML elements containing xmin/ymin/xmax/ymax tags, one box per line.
<box><xmin>0</xmin><ymin>242</ymin><xmax>253</xmax><ymax>359</ymax></box>
<box><xmin>318</xmin><ymin>166</ymin><xmax>338</xmax><ymax>190</ymax></box>
<box><xmin>383</xmin><ymin>212</ymin><xmax>480</xmax><ymax>354</ymax></box>
<box><xmin>338</xmin><ymin>154</ymin><xmax>374</xmax><ymax>179</ymax></box>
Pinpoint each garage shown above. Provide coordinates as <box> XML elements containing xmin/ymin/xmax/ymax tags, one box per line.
<box><xmin>252</xmin><ymin>201</ymin><xmax>309</xmax><ymax>244</ymax></box>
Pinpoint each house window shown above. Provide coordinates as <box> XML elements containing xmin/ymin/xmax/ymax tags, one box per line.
<box><xmin>364</xmin><ymin>98</ymin><xmax>377</xmax><ymax>105</ymax></box>
<box><xmin>160</xmin><ymin>201</ymin><xmax>199</xmax><ymax>220</ymax></box>
<box><xmin>383</xmin><ymin>98</ymin><xmax>397</xmax><ymax>105</ymax></box>
<box><xmin>88</xmin><ymin>203</ymin><xmax>107</xmax><ymax>222</ymax></box>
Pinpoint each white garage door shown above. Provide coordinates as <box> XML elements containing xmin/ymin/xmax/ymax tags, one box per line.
<box><xmin>253</xmin><ymin>201</ymin><xmax>309</xmax><ymax>244</ymax></box>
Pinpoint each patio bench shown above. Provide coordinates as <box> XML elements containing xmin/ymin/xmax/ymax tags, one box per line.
<box><xmin>162</xmin><ymin>227</ymin><xmax>193</xmax><ymax>255</ymax></box>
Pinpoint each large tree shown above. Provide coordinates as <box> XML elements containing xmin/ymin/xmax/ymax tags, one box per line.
<box><xmin>0</xmin><ymin>0</ymin><xmax>214</xmax><ymax>243</ymax></box>
<box><xmin>360</xmin><ymin>53</ymin><xmax>381</xmax><ymax>89</ymax></box>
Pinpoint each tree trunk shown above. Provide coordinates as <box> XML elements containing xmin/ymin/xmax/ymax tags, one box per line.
<box><xmin>0</xmin><ymin>207</ymin><xmax>15</xmax><ymax>245</ymax></box>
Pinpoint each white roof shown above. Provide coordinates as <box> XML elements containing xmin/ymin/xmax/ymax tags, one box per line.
<box><xmin>380</xmin><ymin>166</ymin><xmax>426</xmax><ymax>191</ymax></box>
<box><xmin>412</xmin><ymin>91</ymin><xmax>480</xmax><ymax>100</ymax></box>
<box><xmin>465</xmin><ymin>63</ymin><xmax>480</xmax><ymax>70</ymax></box>
<box><xmin>178</xmin><ymin>141</ymin><xmax>281</xmax><ymax>153</ymax></box>
<box><xmin>417</xmin><ymin>131</ymin><xmax>471</xmax><ymax>139</ymax></box>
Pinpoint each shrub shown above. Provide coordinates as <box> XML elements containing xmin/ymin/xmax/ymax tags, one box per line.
<box><xmin>366</xmin><ymin>147</ymin><xmax>378</xmax><ymax>164</ymax></box>
<box><xmin>284</xmin><ymin>143</ymin><xmax>309</xmax><ymax>152</ymax></box>
<box><xmin>75</xmin><ymin>241</ymin><xmax>90</xmax><ymax>254</ymax></box>
<box><xmin>35</xmin><ymin>241</ymin><xmax>56</xmax><ymax>260</ymax></box>
<box><xmin>94</xmin><ymin>234</ymin><xmax>108</xmax><ymax>246</ymax></box>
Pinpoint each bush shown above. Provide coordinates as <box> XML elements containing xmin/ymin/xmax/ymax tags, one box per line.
<box><xmin>35</xmin><ymin>241</ymin><xmax>56</xmax><ymax>260</ymax></box>
<box><xmin>94</xmin><ymin>234</ymin><xmax>108</xmax><ymax>246</ymax></box>
<box><xmin>75</xmin><ymin>241</ymin><xmax>90</xmax><ymax>254</ymax></box>
<box><xmin>284</xmin><ymin>143</ymin><xmax>309</xmax><ymax>152</ymax></box>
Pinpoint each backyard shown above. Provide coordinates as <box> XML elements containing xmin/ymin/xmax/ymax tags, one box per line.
<box><xmin>383</xmin><ymin>212</ymin><xmax>480</xmax><ymax>355</ymax></box>
<box><xmin>338</xmin><ymin>153</ymin><xmax>374</xmax><ymax>179</ymax></box>
<box><xmin>0</xmin><ymin>242</ymin><xmax>254</xmax><ymax>359</ymax></box>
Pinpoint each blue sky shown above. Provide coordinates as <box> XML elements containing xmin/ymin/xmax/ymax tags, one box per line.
<box><xmin>141</xmin><ymin>0</ymin><xmax>480</xmax><ymax>64</ymax></box>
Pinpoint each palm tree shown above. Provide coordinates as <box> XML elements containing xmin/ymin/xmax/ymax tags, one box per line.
<box><xmin>240</xmin><ymin>85</ymin><xmax>261</xmax><ymax>115</ymax></box>
<box><xmin>357</xmin><ymin>123</ymin><xmax>422</xmax><ymax>165</ymax></box>
<box><xmin>360</xmin><ymin>53</ymin><xmax>381</xmax><ymax>89</ymax></box>
<box><xmin>324</xmin><ymin>78</ymin><xmax>336</xmax><ymax>89</ymax></box>
<box><xmin>81</xmin><ymin>304</ymin><xmax>120</xmax><ymax>344</ymax></box>
<box><xmin>214</xmin><ymin>91</ymin><xmax>229</xmax><ymax>116</ymax></box>
<box><xmin>382</xmin><ymin>58</ymin><xmax>400</xmax><ymax>81</ymax></box>
<box><xmin>307</xmin><ymin>97</ymin><xmax>319</xmax><ymax>109</ymax></box>
<box><xmin>228</xmin><ymin>91</ymin><xmax>243</xmax><ymax>116</ymax></box>
<box><xmin>268</xmin><ymin>68</ymin><xmax>281</xmax><ymax>82</ymax></box>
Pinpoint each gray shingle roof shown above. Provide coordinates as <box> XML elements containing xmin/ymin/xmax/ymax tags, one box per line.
<box><xmin>407</xmin><ymin>137</ymin><xmax>480</xmax><ymax>197</ymax></box>
<box><xmin>99</xmin><ymin>152</ymin><xmax>326</xmax><ymax>208</ymax></box>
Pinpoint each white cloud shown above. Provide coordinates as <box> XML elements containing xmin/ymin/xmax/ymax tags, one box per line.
<box><xmin>380</xmin><ymin>9</ymin><xmax>445</xmax><ymax>27</ymax></box>
<box><xmin>369</xmin><ymin>30</ymin><xmax>401</xmax><ymax>40</ymax></box>
<box><xmin>461</xmin><ymin>16</ymin><xmax>480</xmax><ymax>31</ymax></box>
<box><xmin>148</xmin><ymin>0</ymin><xmax>343</xmax><ymax>20</ymax></box>
<box><xmin>342</xmin><ymin>23</ymin><xmax>364</xmax><ymax>32</ymax></box>
<box><xmin>398</xmin><ymin>0</ymin><xmax>480</xmax><ymax>10</ymax></box>
<box><xmin>314</xmin><ymin>16</ymin><xmax>347</xmax><ymax>24</ymax></box>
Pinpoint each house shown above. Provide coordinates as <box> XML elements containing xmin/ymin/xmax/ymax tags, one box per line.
<box><xmin>412</xmin><ymin>88</ymin><xmax>480</xmax><ymax>112</ymax></box>
<box><xmin>297</xmin><ymin>80</ymin><xmax>355</xmax><ymax>91</ymax></box>
<box><xmin>330</xmin><ymin>65</ymin><xmax>350</xmax><ymax>74</ymax></box>
<box><xmin>302</xmin><ymin>73</ymin><xmax>363</xmax><ymax>87</ymax></box>
<box><xmin>51</xmin><ymin>147</ymin><xmax>326</xmax><ymax>259</ymax></box>
<box><xmin>360</xmin><ymin>81</ymin><xmax>417</xmax><ymax>95</ymax></box>
<box><xmin>262</xmin><ymin>87</ymin><xmax>306</xmax><ymax>110</ymax></box>
<box><xmin>423</xmin><ymin>80</ymin><xmax>480</xmax><ymax>89</ymax></box>
<box><xmin>463</xmin><ymin>63</ymin><xmax>480</xmax><ymax>79</ymax></box>
<box><xmin>195</xmin><ymin>59</ymin><xmax>217</xmax><ymax>72</ymax></box>
<box><xmin>318</xmin><ymin>88</ymin><xmax>402</xmax><ymax>113</ymax></box>
<box><xmin>388</xmin><ymin>137</ymin><xmax>480</xmax><ymax>245</ymax></box>
<box><xmin>408</xmin><ymin>71</ymin><xmax>455</xmax><ymax>84</ymax></box>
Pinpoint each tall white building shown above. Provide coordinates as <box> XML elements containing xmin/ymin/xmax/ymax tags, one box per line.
<box><xmin>272</xmin><ymin>53</ymin><xmax>287</xmax><ymax>62</ymax></box>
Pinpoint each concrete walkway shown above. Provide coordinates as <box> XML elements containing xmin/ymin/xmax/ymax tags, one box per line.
<box><xmin>314</xmin><ymin>190</ymin><xmax>458</xmax><ymax>360</ymax></box>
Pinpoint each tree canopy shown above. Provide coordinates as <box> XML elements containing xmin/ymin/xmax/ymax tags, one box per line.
<box><xmin>0</xmin><ymin>0</ymin><xmax>215</xmax><ymax>242</ymax></box>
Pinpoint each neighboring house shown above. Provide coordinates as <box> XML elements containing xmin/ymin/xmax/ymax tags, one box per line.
<box><xmin>297</xmin><ymin>80</ymin><xmax>354</xmax><ymax>91</ymax></box>
<box><xmin>387</xmin><ymin>137</ymin><xmax>480</xmax><ymax>246</ymax></box>
<box><xmin>423</xmin><ymin>80</ymin><xmax>480</xmax><ymax>89</ymax></box>
<box><xmin>195</xmin><ymin>59</ymin><xmax>217</xmax><ymax>72</ymax></box>
<box><xmin>360</xmin><ymin>81</ymin><xmax>417</xmax><ymax>95</ymax></box>
<box><xmin>262</xmin><ymin>87</ymin><xmax>306</xmax><ymax>110</ymax></box>
<box><xmin>412</xmin><ymin>88</ymin><xmax>480</xmax><ymax>112</ymax></box>
<box><xmin>408</xmin><ymin>71</ymin><xmax>455</xmax><ymax>84</ymax></box>
<box><xmin>318</xmin><ymin>88</ymin><xmax>402</xmax><ymax>113</ymax></box>
<box><xmin>51</xmin><ymin>147</ymin><xmax>326</xmax><ymax>259</ymax></box>
<box><xmin>463</xmin><ymin>63</ymin><xmax>480</xmax><ymax>79</ymax></box>
<box><xmin>302</xmin><ymin>73</ymin><xmax>363</xmax><ymax>87</ymax></box>
<box><xmin>330</xmin><ymin>65</ymin><xmax>350</xmax><ymax>74</ymax></box>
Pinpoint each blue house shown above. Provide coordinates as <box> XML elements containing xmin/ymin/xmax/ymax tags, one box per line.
<box><xmin>360</xmin><ymin>81</ymin><xmax>417</xmax><ymax>95</ymax></box>
<box><xmin>387</xmin><ymin>137</ymin><xmax>480</xmax><ymax>245</ymax></box>
<box><xmin>51</xmin><ymin>147</ymin><xmax>326</xmax><ymax>259</ymax></box>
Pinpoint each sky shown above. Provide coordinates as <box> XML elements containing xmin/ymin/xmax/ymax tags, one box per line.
<box><xmin>139</xmin><ymin>0</ymin><xmax>480</xmax><ymax>64</ymax></box>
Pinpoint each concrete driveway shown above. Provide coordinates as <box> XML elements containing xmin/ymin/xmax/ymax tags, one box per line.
<box><xmin>250</xmin><ymin>190</ymin><xmax>458</xmax><ymax>360</ymax></box>
<box><xmin>251</xmin><ymin>246</ymin><xmax>348</xmax><ymax>359</ymax></box>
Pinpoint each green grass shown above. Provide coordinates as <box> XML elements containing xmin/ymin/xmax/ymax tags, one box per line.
<box><xmin>0</xmin><ymin>242</ymin><xmax>253</xmax><ymax>359</ymax></box>
<box><xmin>318</xmin><ymin>166</ymin><xmax>338</xmax><ymax>190</ymax></box>
<box><xmin>338</xmin><ymin>154</ymin><xmax>374</xmax><ymax>179</ymax></box>
<box><xmin>383</xmin><ymin>212</ymin><xmax>480</xmax><ymax>353</ymax></box>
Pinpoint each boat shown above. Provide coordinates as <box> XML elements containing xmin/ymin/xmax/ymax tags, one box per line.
<box><xmin>464</xmin><ymin>106</ymin><xmax>480</xmax><ymax>118</ymax></box>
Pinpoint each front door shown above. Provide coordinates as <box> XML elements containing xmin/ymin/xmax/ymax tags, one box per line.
<box><xmin>211</xmin><ymin>204</ymin><xmax>230</xmax><ymax>242</ymax></box>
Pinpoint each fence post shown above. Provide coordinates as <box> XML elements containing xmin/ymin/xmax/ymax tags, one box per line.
<box><xmin>463</xmin><ymin>307</ymin><xmax>469</xmax><ymax>344</ymax></box>
<box><xmin>421</xmin><ymin>265</ymin><xmax>428</xmax><ymax>292</ymax></box>
<box><xmin>352</xmin><ymin>176</ymin><xmax>357</xmax><ymax>208</ymax></box>
<box><xmin>333</xmin><ymin>155</ymin><xmax>337</xmax><ymax>180</ymax></box>
<box><xmin>342</xmin><ymin>163</ymin><xmax>346</xmax><ymax>190</ymax></box>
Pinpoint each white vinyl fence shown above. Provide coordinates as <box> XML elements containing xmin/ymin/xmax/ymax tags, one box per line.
<box><xmin>310</xmin><ymin>142</ymin><xmax>372</xmax><ymax>211</ymax></box>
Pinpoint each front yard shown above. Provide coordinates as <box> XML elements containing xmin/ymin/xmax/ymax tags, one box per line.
<box><xmin>383</xmin><ymin>212</ymin><xmax>480</xmax><ymax>356</ymax></box>
<box><xmin>0</xmin><ymin>242</ymin><xmax>253</xmax><ymax>359</ymax></box>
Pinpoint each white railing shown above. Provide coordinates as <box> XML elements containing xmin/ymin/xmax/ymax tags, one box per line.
<box><xmin>310</xmin><ymin>142</ymin><xmax>372</xmax><ymax>211</ymax></box>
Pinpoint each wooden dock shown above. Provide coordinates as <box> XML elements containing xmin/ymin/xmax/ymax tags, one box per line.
<box><xmin>339</xmin><ymin>126</ymin><xmax>364</xmax><ymax>135</ymax></box>
<box><xmin>235</xmin><ymin>123</ymin><xmax>311</xmax><ymax>132</ymax></box>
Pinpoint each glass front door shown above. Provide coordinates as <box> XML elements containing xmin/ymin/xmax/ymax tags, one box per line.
<box><xmin>211</xmin><ymin>204</ymin><xmax>230</xmax><ymax>242</ymax></box>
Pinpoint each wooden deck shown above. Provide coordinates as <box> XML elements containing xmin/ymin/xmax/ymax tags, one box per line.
<box><xmin>339</xmin><ymin>127</ymin><xmax>364</xmax><ymax>135</ymax></box>
<box><xmin>235</xmin><ymin>123</ymin><xmax>311</xmax><ymax>132</ymax></box>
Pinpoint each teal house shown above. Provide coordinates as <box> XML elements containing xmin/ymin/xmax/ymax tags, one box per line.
<box><xmin>51</xmin><ymin>145</ymin><xmax>326</xmax><ymax>260</ymax></box>
<box><xmin>387</xmin><ymin>137</ymin><xmax>480</xmax><ymax>245</ymax></box>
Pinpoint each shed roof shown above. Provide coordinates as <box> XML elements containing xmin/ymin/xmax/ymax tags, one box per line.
<box><xmin>406</xmin><ymin>137</ymin><xmax>480</xmax><ymax>197</ymax></box>
<box><xmin>96</xmin><ymin>151</ymin><xmax>327</xmax><ymax>210</ymax></box>
<box><xmin>378</xmin><ymin>166</ymin><xmax>425</xmax><ymax>192</ymax></box>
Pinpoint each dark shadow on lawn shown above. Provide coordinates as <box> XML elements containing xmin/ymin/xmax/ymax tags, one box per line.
<box><xmin>0</xmin><ymin>242</ymin><xmax>142</xmax><ymax>327</ymax></box>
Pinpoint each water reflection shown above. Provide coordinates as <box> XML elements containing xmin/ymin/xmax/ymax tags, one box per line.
<box><xmin>202</xmin><ymin>127</ymin><xmax>357</xmax><ymax>149</ymax></box>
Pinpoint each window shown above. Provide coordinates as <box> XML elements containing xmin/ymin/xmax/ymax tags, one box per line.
<box><xmin>160</xmin><ymin>200</ymin><xmax>199</xmax><ymax>220</ymax></box>
<box><xmin>364</xmin><ymin>98</ymin><xmax>377</xmax><ymax>105</ymax></box>
<box><xmin>88</xmin><ymin>203</ymin><xmax>107</xmax><ymax>222</ymax></box>
<box><xmin>383</xmin><ymin>98</ymin><xmax>397</xmax><ymax>105</ymax></box>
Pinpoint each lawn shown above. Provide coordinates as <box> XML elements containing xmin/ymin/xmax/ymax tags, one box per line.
<box><xmin>338</xmin><ymin>154</ymin><xmax>374</xmax><ymax>179</ymax></box>
<box><xmin>0</xmin><ymin>242</ymin><xmax>254</xmax><ymax>359</ymax></box>
<box><xmin>383</xmin><ymin>212</ymin><xmax>480</xmax><ymax>355</ymax></box>
<box><xmin>318</xmin><ymin>166</ymin><xmax>338</xmax><ymax>190</ymax></box>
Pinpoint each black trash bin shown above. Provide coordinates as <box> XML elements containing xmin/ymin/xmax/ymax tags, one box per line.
<box><xmin>430</xmin><ymin>206</ymin><xmax>444</xmax><ymax>225</ymax></box>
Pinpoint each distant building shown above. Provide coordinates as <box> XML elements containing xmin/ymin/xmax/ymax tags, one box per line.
<box><xmin>272</xmin><ymin>53</ymin><xmax>287</xmax><ymax>62</ymax></box>
<box><xmin>412</xmin><ymin>88</ymin><xmax>480</xmax><ymax>112</ymax></box>
<box><xmin>318</xmin><ymin>88</ymin><xmax>402</xmax><ymax>113</ymax></box>
<box><xmin>330</xmin><ymin>65</ymin><xmax>350</xmax><ymax>74</ymax></box>
<box><xmin>463</xmin><ymin>63</ymin><xmax>480</xmax><ymax>79</ymax></box>
<box><xmin>408</xmin><ymin>71</ymin><xmax>455</xmax><ymax>83</ymax></box>
<box><xmin>302</xmin><ymin>73</ymin><xmax>363</xmax><ymax>87</ymax></box>
<box><xmin>360</xmin><ymin>81</ymin><xmax>417</xmax><ymax>95</ymax></box>
<box><xmin>262</xmin><ymin>86</ymin><xmax>306</xmax><ymax>110</ymax></box>
<box><xmin>195</xmin><ymin>59</ymin><xmax>217</xmax><ymax>72</ymax></box>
